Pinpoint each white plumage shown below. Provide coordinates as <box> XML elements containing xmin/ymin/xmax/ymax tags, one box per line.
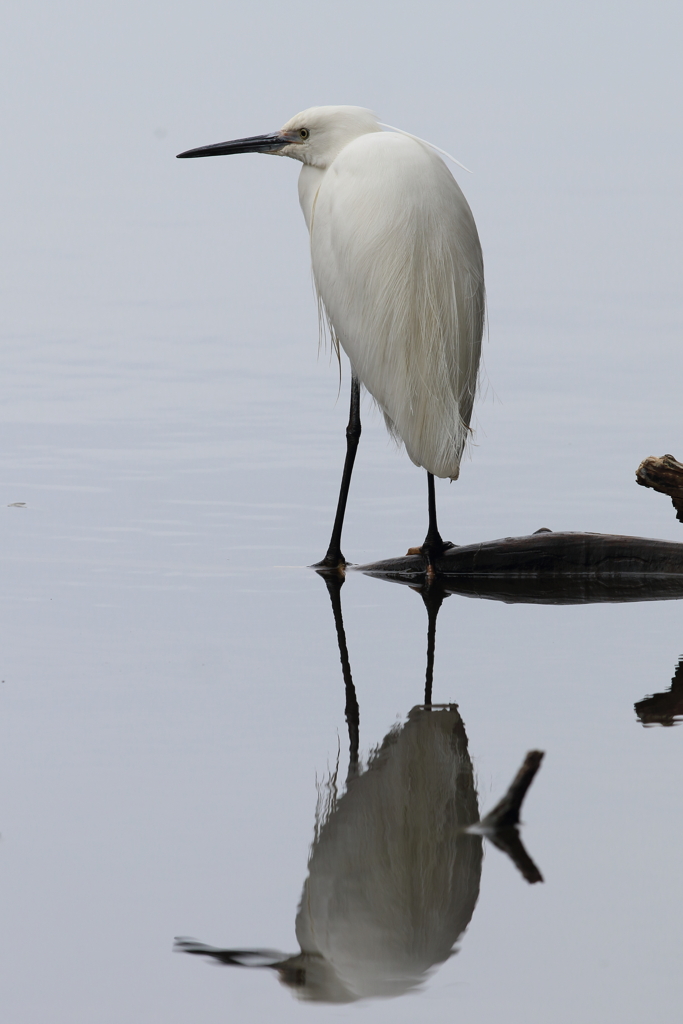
<box><xmin>291</xmin><ymin>106</ymin><xmax>485</xmax><ymax>480</ymax></box>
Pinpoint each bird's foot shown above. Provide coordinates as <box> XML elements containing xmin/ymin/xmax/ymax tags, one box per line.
<box><xmin>420</xmin><ymin>534</ymin><xmax>457</xmax><ymax>577</ymax></box>
<box><xmin>311</xmin><ymin>552</ymin><xmax>348</xmax><ymax>576</ymax></box>
<box><xmin>405</xmin><ymin>540</ymin><xmax>455</xmax><ymax>557</ymax></box>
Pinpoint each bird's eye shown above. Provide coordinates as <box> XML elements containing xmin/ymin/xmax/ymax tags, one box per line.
<box><xmin>299</xmin><ymin>128</ymin><xmax>309</xmax><ymax>140</ymax></box>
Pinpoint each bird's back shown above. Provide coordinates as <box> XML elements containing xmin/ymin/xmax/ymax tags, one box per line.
<box><xmin>309</xmin><ymin>131</ymin><xmax>485</xmax><ymax>480</ymax></box>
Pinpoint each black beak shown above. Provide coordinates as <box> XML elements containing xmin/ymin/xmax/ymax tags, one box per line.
<box><xmin>176</xmin><ymin>132</ymin><xmax>290</xmax><ymax>159</ymax></box>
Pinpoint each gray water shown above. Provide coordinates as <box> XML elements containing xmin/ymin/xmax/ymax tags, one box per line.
<box><xmin>2</xmin><ymin>1</ymin><xmax>683</xmax><ymax>1020</ymax></box>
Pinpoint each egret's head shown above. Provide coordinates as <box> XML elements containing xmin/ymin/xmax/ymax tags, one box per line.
<box><xmin>176</xmin><ymin>105</ymin><xmax>381</xmax><ymax>169</ymax></box>
<box><xmin>276</xmin><ymin>106</ymin><xmax>381</xmax><ymax>168</ymax></box>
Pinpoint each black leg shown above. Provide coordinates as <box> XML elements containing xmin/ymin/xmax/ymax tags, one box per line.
<box><xmin>314</xmin><ymin>375</ymin><xmax>362</xmax><ymax>570</ymax></box>
<box><xmin>421</xmin><ymin>472</ymin><xmax>446</xmax><ymax>570</ymax></box>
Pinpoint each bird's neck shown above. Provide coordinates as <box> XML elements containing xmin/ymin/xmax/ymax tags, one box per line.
<box><xmin>298</xmin><ymin>164</ymin><xmax>326</xmax><ymax>233</ymax></box>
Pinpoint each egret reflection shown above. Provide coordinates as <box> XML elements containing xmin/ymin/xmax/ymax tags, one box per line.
<box><xmin>176</xmin><ymin>575</ymin><xmax>542</xmax><ymax>1003</ymax></box>
<box><xmin>178</xmin><ymin>704</ymin><xmax>482</xmax><ymax>1002</ymax></box>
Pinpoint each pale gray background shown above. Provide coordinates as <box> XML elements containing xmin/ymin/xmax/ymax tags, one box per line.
<box><xmin>1</xmin><ymin>1</ymin><xmax>682</xmax><ymax>1021</ymax></box>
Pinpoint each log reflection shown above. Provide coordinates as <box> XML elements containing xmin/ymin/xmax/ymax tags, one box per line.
<box><xmin>635</xmin><ymin>657</ymin><xmax>683</xmax><ymax>726</ymax></box>
<box><xmin>176</xmin><ymin>575</ymin><xmax>543</xmax><ymax>1003</ymax></box>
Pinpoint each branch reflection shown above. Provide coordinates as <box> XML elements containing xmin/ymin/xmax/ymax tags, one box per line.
<box><xmin>635</xmin><ymin>656</ymin><xmax>683</xmax><ymax>726</ymax></box>
<box><xmin>176</xmin><ymin>574</ymin><xmax>543</xmax><ymax>1003</ymax></box>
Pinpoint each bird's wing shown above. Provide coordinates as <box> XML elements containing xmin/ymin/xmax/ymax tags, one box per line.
<box><xmin>310</xmin><ymin>132</ymin><xmax>484</xmax><ymax>480</ymax></box>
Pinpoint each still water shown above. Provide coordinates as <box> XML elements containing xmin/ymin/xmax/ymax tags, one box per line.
<box><xmin>1</xmin><ymin>305</ymin><xmax>682</xmax><ymax>1023</ymax></box>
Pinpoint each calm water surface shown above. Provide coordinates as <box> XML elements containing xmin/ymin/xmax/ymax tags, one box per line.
<box><xmin>1</xmin><ymin>309</ymin><xmax>682</xmax><ymax>1023</ymax></box>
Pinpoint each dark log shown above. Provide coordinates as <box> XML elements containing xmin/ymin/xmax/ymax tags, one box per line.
<box><xmin>472</xmin><ymin>751</ymin><xmax>545</xmax><ymax>885</ymax></box>
<box><xmin>479</xmin><ymin>751</ymin><xmax>545</xmax><ymax>830</ymax></box>
<box><xmin>356</xmin><ymin>531</ymin><xmax>683</xmax><ymax>605</ymax></box>
<box><xmin>636</xmin><ymin>454</ymin><xmax>683</xmax><ymax>522</ymax></box>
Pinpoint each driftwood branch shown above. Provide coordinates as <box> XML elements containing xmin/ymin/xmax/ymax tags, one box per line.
<box><xmin>636</xmin><ymin>454</ymin><xmax>683</xmax><ymax>522</ymax></box>
<box><xmin>472</xmin><ymin>751</ymin><xmax>545</xmax><ymax>885</ymax></box>
<box><xmin>479</xmin><ymin>751</ymin><xmax>545</xmax><ymax>830</ymax></box>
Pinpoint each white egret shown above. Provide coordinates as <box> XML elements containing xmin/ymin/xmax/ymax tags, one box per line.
<box><xmin>177</xmin><ymin>106</ymin><xmax>485</xmax><ymax>569</ymax></box>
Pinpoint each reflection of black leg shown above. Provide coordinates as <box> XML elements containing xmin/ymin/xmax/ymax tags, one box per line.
<box><xmin>421</xmin><ymin>472</ymin><xmax>446</xmax><ymax>570</ymax></box>
<box><xmin>319</xmin><ymin>572</ymin><xmax>360</xmax><ymax>776</ymax></box>
<box><xmin>315</xmin><ymin>376</ymin><xmax>361</xmax><ymax>570</ymax></box>
<box><xmin>421</xmin><ymin>581</ymin><xmax>447</xmax><ymax>706</ymax></box>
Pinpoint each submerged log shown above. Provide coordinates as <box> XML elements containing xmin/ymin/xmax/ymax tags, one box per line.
<box><xmin>356</xmin><ymin>531</ymin><xmax>683</xmax><ymax>605</ymax></box>
<box><xmin>636</xmin><ymin>454</ymin><xmax>683</xmax><ymax>522</ymax></box>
